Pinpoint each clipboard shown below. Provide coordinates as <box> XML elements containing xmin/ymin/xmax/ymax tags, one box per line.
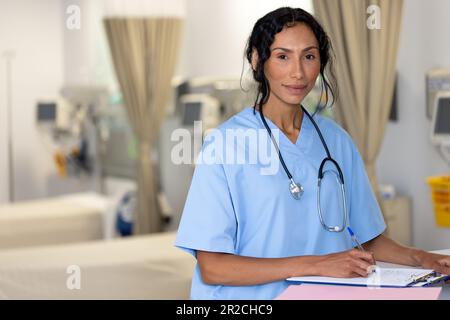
<box><xmin>287</xmin><ymin>268</ymin><xmax>450</xmax><ymax>288</ymax></box>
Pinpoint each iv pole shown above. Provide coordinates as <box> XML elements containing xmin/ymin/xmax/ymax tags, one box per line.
<box><xmin>2</xmin><ymin>50</ymin><xmax>16</xmax><ymax>203</ymax></box>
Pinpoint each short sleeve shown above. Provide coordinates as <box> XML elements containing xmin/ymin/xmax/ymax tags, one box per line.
<box><xmin>348</xmin><ymin>145</ymin><xmax>386</xmax><ymax>244</ymax></box>
<box><xmin>175</xmin><ymin>139</ymin><xmax>237</xmax><ymax>258</ymax></box>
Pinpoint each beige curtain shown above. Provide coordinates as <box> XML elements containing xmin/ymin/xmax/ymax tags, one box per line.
<box><xmin>313</xmin><ymin>0</ymin><xmax>403</xmax><ymax>200</ymax></box>
<box><xmin>104</xmin><ymin>18</ymin><xmax>182</xmax><ymax>234</ymax></box>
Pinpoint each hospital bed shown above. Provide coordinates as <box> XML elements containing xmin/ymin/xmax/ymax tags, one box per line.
<box><xmin>0</xmin><ymin>231</ymin><xmax>195</xmax><ymax>299</ymax></box>
<box><xmin>0</xmin><ymin>193</ymin><xmax>109</xmax><ymax>249</ymax></box>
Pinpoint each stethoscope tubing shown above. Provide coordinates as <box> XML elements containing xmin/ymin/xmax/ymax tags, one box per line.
<box><xmin>258</xmin><ymin>104</ymin><xmax>348</xmax><ymax>232</ymax></box>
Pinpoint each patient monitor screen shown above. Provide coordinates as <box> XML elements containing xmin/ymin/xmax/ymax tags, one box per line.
<box><xmin>435</xmin><ymin>97</ymin><xmax>450</xmax><ymax>134</ymax></box>
<box><xmin>182</xmin><ymin>102</ymin><xmax>202</xmax><ymax>126</ymax></box>
<box><xmin>37</xmin><ymin>103</ymin><xmax>57</xmax><ymax>122</ymax></box>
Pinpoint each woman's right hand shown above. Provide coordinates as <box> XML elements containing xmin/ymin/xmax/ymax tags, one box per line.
<box><xmin>313</xmin><ymin>249</ymin><xmax>376</xmax><ymax>278</ymax></box>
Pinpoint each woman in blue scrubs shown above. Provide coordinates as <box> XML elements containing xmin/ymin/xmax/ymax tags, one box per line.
<box><xmin>175</xmin><ymin>7</ymin><xmax>450</xmax><ymax>300</ymax></box>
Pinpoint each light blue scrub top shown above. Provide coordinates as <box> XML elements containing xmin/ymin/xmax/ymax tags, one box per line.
<box><xmin>175</xmin><ymin>106</ymin><xmax>386</xmax><ymax>300</ymax></box>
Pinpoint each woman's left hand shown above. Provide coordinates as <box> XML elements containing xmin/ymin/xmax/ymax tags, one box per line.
<box><xmin>419</xmin><ymin>252</ymin><xmax>450</xmax><ymax>275</ymax></box>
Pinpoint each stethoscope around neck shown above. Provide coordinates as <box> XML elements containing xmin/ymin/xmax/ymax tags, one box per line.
<box><xmin>259</xmin><ymin>105</ymin><xmax>349</xmax><ymax>233</ymax></box>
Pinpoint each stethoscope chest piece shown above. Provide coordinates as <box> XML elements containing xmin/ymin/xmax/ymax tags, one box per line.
<box><xmin>289</xmin><ymin>179</ymin><xmax>304</xmax><ymax>200</ymax></box>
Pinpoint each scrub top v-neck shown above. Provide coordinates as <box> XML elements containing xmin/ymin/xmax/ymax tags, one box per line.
<box><xmin>175</xmin><ymin>106</ymin><xmax>386</xmax><ymax>300</ymax></box>
<box><xmin>254</xmin><ymin>106</ymin><xmax>314</xmax><ymax>157</ymax></box>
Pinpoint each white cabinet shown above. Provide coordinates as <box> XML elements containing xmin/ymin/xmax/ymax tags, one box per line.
<box><xmin>382</xmin><ymin>197</ymin><xmax>412</xmax><ymax>246</ymax></box>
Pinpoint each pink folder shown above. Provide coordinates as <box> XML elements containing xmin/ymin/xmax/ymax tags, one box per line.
<box><xmin>276</xmin><ymin>284</ymin><xmax>442</xmax><ymax>300</ymax></box>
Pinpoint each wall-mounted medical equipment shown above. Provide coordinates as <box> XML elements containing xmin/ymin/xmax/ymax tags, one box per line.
<box><xmin>430</xmin><ymin>91</ymin><xmax>450</xmax><ymax>164</ymax></box>
<box><xmin>36</xmin><ymin>102</ymin><xmax>56</xmax><ymax>122</ymax></box>
<box><xmin>431</xmin><ymin>91</ymin><xmax>450</xmax><ymax>145</ymax></box>
<box><xmin>36</xmin><ymin>87</ymin><xmax>110</xmax><ymax>190</ymax></box>
<box><xmin>36</xmin><ymin>97</ymin><xmax>72</xmax><ymax>132</ymax></box>
<box><xmin>173</xmin><ymin>77</ymin><xmax>255</xmax><ymax>122</ymax></box>
<box><xmin>211</xmin><ymin>79</ymin><xmax>257</xmax><ymax>120</ymax></box>
<box><xmin>180</xmin><ymin>93</ymin><xmax>221</xmax><ymax>132</ymax></box>
<box><xmin>426</xmin><ymin>68</ymin><xmax>450</xmax><ymax>119</ymax></box>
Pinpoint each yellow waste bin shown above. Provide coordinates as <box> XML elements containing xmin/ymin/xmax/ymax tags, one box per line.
<box><xmin>427</xmin><ymin>175</ymin><xmax>450</xmax><ymax>227</ymax></box>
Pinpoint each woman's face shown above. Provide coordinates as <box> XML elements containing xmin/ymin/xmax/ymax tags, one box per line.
<box><xmin>263</xmin><ymin>23</ymin><xmax>321</xmax><ymax>108</ymax></box>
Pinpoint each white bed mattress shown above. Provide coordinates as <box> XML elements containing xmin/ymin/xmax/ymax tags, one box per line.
<box><xmin>0</xmin><ymin>231</ymin><xmax>195</xmax><ymax>299</ymax></box>
<box><xmin>0</xmin><ymin>193</ymin><xmax>108</xmax><ymax>249</ymax></box>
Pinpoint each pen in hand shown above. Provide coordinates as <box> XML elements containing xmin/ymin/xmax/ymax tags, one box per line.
<box><xmin>347</xmin><ymin>227</ymin><xmax>376</xmax><ymax>274</ymax></box>
<box><xmin>347</xmin><ymin>227</ymin><xmax>365</xmax><ymax>251</ymax></box>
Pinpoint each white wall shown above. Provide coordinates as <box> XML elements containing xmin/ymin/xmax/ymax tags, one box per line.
<box><xmin>63</xmin><ymin>0</ymin><xmax>117</xmax><ymax>90</ymax></box>
<box><xmin>63</xmin><ymin>0</ymin><xmax>186</xmax><ymax>89</ymax></box>
<box><xmin>0</xmin><ymin>0</ymin><xmax>64</xmax><ymax>202</ymax></box>
<box><xmin>178</xmin><ymin>0</ymin><xmax>313</xmax><ymax>78</ymax></box>
<box><xmin>377</xmin><ymin>0</ymin><xmax>450</xmax><ymax>250</ymax></box>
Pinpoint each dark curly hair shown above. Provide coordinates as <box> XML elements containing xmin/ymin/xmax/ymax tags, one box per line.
<box><xmin>245</xmin><ymin>7</ymin><xmax>338</xmax><ymax>115</ymax></box>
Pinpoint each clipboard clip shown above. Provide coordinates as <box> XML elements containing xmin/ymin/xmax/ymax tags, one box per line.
<box><xmin>409</xmin><ymin>271</ymin><xmax>450</xmax><ymax>286</ymax></box>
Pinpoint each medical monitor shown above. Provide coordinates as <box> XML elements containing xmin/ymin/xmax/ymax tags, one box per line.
<box><xmin>182</xmin><ymin>101</ymin><xmax>202</xmax><ymax>126</ymax></box>
<box><xmin>180</xmin><ymin>94</ymin><xmax>221</xmax><ymax>130</ymax></box>
<box><xmin>431</xmin><ymin>91</ymin><xmax>450</xmax><ymax>145</ymax></box>
<box><xmin>37</xmin><ymin>102</ymin><xmax>57</xmax><ymax>122</ymax></box>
